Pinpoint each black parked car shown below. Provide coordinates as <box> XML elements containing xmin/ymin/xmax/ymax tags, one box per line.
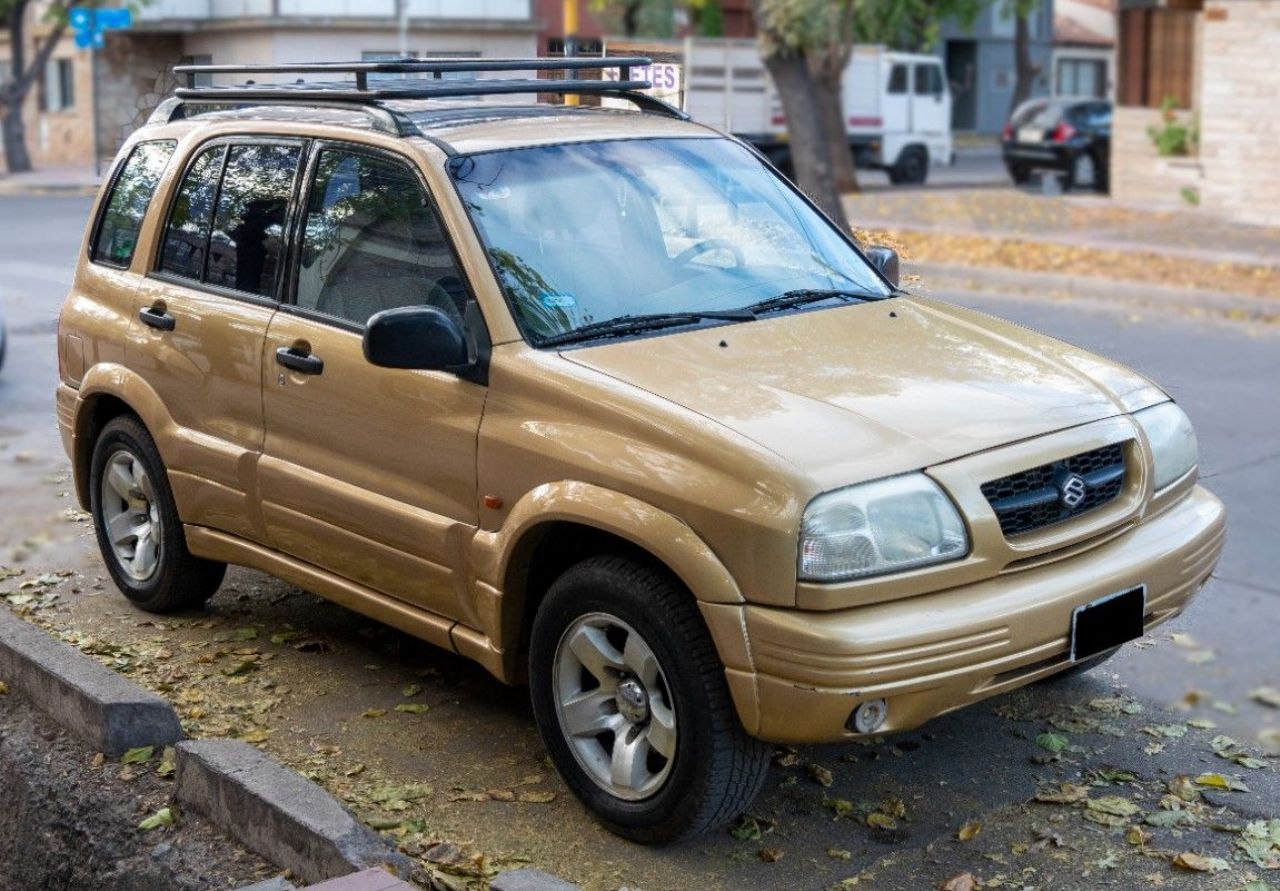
<box><xmin>1001</xmin><ymin>98</ymin><xmax>1111</xmax><ymax>192</ymax></box>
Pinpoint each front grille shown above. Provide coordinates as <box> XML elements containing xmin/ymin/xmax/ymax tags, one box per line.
<box><xmin>981</xmin><ymin>442</ymin><xmax>1127</xmax><ymax>537</ymax></box>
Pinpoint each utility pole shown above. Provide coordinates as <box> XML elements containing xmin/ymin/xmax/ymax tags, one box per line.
<box><xmin>563</xmin><ymin>0</ymin><xmax>578</xmax><ymax>105</ymax></box>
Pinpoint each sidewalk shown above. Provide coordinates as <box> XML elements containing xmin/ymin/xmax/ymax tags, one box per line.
<box><xmin>849</xmin><ymin>188</ymin><xmax>1280</xmax><ymax>303</ymax></box>
<box><xmin>0</xmin><ymin>165</ymin><xmax>100</xmax><ymax>197</ymax></box>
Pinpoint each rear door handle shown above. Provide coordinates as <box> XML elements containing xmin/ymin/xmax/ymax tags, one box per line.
<box><xmin>275</xmin><ymin>346</ymin><xmax>324</xmax><ymax>375</ymax></box>
<box><xmin>139</xmin><ymin>306</ymin><xmax>175</xmax><ymax>331</ymax></box>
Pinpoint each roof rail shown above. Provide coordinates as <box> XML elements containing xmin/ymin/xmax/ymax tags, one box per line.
<box><xmin>150</xmin><ymin>57</ymin><xmax>689</xmax><ymax>132</ymax></box>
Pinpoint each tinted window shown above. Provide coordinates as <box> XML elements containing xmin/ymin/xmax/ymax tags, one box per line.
<box><xmin>887</xmin><ymin>65</ymin><xmax>908</xmax><ymax>94</ymax></box>
<box><xmin>205</xmin><ymin>144</ymin><xmax>301</xmax><ymax>297</ymax></box>
<box><xmin>914</xmin><ymin>65</ymin><xmax>943</xmax><ymax>96</ymax></box>
<box><xmin>159</xmin><ymin>145</ymin><xmax>225</xmax><ymax>281</ymax></box>
<box><xmin>296</xmin><ymin>149</ymin><xmax>469</xmax><ymax>328</ymax></box>
<box><xmin>92</xmin><ymin>140</ymin><xmax>176</xmax><ymax>267</ymax></box>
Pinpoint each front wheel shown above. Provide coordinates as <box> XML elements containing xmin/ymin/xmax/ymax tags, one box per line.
<box><xmin>889</xmin><ymin>146</ymin><xmax>929</xmax><ymax>185</ymax></box>
<box><xmin>89</xmin><ymin>415</ymin><xmax>226</xmax><ymax>613</ymax></box>
<box><xmin>529</xmin><ymin>555</ymin><xmax>771</xmax><ymax>843</ymax></box>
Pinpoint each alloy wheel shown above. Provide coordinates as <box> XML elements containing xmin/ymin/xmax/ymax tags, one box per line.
<box><xmin>552</xmin><ymin>612</ymin><xmax>677</xmax><ymax>801</ymax></box>
<box><xmin>99</xmin><ymin>449</ymin><xmax>162</xmax><ymax>581</ymax></box>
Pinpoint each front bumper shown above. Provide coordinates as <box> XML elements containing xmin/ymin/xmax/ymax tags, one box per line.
<box><xmin>727</xmin><ymin>485</ymin><xmax>1225</xmax><ymax>743</ymax></box>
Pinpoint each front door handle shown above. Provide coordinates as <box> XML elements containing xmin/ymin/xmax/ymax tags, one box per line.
<box><xmin>139</xmin><ymin>306</ymin><xmax>175</xmax><ymax>331</ymax></box>
<box><xmin>275</xmin><ymin>346</ymin><xmax>324</xmax><ymax>375</ymax></box>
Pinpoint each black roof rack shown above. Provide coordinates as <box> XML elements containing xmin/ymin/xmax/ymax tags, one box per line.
<box><xmin>149</xmin><ymin>57</ymin><xmax>689</xmax><ymax>137</ymax></box>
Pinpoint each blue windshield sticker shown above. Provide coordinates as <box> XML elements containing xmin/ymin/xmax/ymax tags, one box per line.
<box><xmin>540</xmin><ymin>292</ymin><xmax>577</xmax><ymax>308</ymax></box>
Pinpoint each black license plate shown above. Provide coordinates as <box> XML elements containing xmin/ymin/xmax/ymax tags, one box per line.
<box><xmin>1071</xmin><ymin>586</ymin><xmax>1145</xmax><ymax>661</ymax></box>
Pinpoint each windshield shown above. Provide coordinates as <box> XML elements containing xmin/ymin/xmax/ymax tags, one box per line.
<box><xmin>448</xmin><ymin>137</ymin><xmax>891</xmax><ymax>345</ymax></box>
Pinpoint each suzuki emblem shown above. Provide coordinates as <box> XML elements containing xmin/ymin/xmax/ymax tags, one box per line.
<box><xmin>1059</xmin><ymin>473</ymin><xmax>1087</xmax><ymax>509</ymax></box>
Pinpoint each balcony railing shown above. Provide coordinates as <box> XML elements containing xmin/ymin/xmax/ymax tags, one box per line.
<box><xmin>137</xmin><ymin>0</ymin><xmax>532</xmax><ymax>23</ymax></box>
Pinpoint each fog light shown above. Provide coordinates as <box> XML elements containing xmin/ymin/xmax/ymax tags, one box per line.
<box><xmin>849</xmin><ymin>699</ymin><xmax>888</xmax><ymax>734</ymax></box>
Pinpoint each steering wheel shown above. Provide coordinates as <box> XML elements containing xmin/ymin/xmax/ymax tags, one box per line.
<box><xmin>673</xmin><ymin>238</ymin><xmax>744</xmax><ymax>268</ymax></box>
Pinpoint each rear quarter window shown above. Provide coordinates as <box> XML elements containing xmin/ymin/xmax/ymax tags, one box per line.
<box><xmin>91</xmin><ymin>140</ymin><xmax>177</xmax><ymax>268</ymax></box>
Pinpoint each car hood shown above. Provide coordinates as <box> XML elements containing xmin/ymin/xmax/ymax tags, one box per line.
<box><xmin>561</xmin><ymin>297</ymin><xmax>1164</xmax><ymax>491</ymax></box>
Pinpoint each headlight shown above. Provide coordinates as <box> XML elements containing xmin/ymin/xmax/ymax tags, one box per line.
<box><xmin>1135</xmin><ymin>401</ymin><xmax>1198</xmax><ymax>490</ymax></box>
<box><xmin>799</xmin><ymin>474</ymin><xmax>969</xmax><ymax>582</ymax></box>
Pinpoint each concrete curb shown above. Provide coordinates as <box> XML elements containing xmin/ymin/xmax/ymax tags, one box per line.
<box><xmin>490</xmin><ymin>868</ymin><xmax>583</xmax><ymax>890</ymax></box>
<box><xmin>0</xmin><ymin>608</ymin><xmax>184</xmax><ymax>757</ymax></box>
<box><xmin>0</xmin><ymin>182</ymin><xmax>99</xmax><ymax>197</ymax></box>
<box><xmin>175</xmin><ymin>739</ymin><xmax>412</xmax><ymax>885</ymax></box>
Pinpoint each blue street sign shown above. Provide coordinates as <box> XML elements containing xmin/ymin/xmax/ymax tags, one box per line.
<box><xmin>69</xmin><ymin>6</ymin><xmax>132</xmax><ymax>50</ymax></box>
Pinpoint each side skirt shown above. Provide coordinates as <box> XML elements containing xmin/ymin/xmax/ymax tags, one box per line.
<box><xmin>183</xmin><ymin>525</ymin><xmax>509</xmax><ymax>681</ymax></box>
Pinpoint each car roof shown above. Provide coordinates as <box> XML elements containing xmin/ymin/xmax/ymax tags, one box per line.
<box><xmin>143</xmin><ymin>100</ymin><xmax>719</xmax><ymax>156</ymax></box>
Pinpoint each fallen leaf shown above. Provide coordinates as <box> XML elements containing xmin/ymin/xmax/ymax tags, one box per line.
<box><xmin>1168</xmin><ymin>775</ymin><xmax>1200</xmax><ymax>802</ymax></box>
<box><xmin>1172</xmin><ymin>852</ymin><xmax>1229</xmax><ymax>872</ymax></box>
<box><xmin>938</xmin><ymin>873</ymin><xmax>979</xmax><ymax>891</ymax></box>
<box><xmin>1195</xmin><ymin>772</ymin><xmax>1249</xmax><ymax>792</ymax></box>
<box><xmin>1251</xmin><ymin>687</ymin><xmax>1280</xmax><ymax>709</ymax></box>
<box><xmin>1187</xmin><ymin>717</ymin><xmax>1216</xmax><ymax>730</ymax></box>
<box><xmin>1036</xmin><ymin>731</ymin><xmax>1069</xmax><ymax>754</ymax></box>
<box><xmin>138</xmin><ymin>807</ymin><xmax>175</xmax><ymax>831</ymax></box>
<box><xmin>401</xmin><ymin>683</ymin><xmax>423</xmax><ymax>698</ymax></box>
<box><xmin>394</xmin><ymin>703</ymin><xmax>428</xmax><ymax>714</ymax></box>
<box><xmin>957</xmin><ymin>820</ymin><xmax>982</xmax><ymax>842</ymax></box>
<box><xmin>1035</xmin><ymin>783</ymin><xmax>1089</xmax><ymax>804</ymax></box>
<box><xmin>221</xmin><ymin>658</ymin><xmax>259</xmax><ymax>677</ymax></box>
<box><xmin>828</xmin><ymin>848</ymin><xmax>852</xmax><ymax>860</ymax></box>
<box><xmin>807</xmin><ymin>763</ymin><xmax>834</xmax><ymax>787</ymax></box>
<box><xmin>156</xmin><ymin>746</ymin><xmax>176</xmax><ymax>778</ymax></box>
<box><xmin>344</xmin><ymin>763</ymin><xmax>366</xmax><ymax>777</ymax></box>
<box><xmin>866</xmin><ymin>811</ymin><xmax>897</xmax><ymax>830</ymax></box>
<box><xmin>120</xmin><ymin>746</ymin><xmax>154</xmax><ymax>765</ymax></box>
<box><xmin>516</xmin><ymin>790</ymin><xmax>555</xmax><ymax>803</ymax></box>
<box><xmin>362</xmin><ymin>708</ymin><xmax>387</xmax><ymax>718</ymax></box>
<box><xmin>0</xmin><ymin>681</ymin><xmax>7</xmax><ymax>695</ymax></box>
<box><xmin>1126</xmin><ymin>825</ymin><xmax>1152</xmax><ymax>846</ymax></box>
<box><xmin>823</xmin><ymin>797</ymin><xmax>854</xmax><ymax>819</ymax></box>
<box><xmin>758</xmin><ymin>847</ymin><xmax>784</xmax><ymax>863</ymax></box>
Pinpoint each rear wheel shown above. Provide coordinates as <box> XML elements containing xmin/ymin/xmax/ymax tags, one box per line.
<box><xmin>529</xmin><ymin>555</ymin><xmax>771</xmax><ymax>843</ymax></box>
<box><xmin>1006</xmin><ymin>161</ymin><xmax>1032</xmax><ymax>185</ymax></box>
<box><xmin>89</xmin><ymin>415</ymin><xmax>226</xmax><ymax>613</ymax></box>
<box><xmin>889</xmin><ymin>145</ymin><xmax>929</xmax><ymax>185</ymax></box>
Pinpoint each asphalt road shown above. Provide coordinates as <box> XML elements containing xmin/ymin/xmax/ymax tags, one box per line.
<box><xmin>1</xmin><ymin>195</ymin><xmax>1277</xmax><ymax>890</ymax></box>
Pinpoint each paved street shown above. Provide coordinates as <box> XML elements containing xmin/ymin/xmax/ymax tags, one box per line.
<box><xmin>1</xmin><ymin>195</ymin><xmax>1277</xmax><ymax>890</ymax></box>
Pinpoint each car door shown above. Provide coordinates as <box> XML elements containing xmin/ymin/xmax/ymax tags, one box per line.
<box><xmin>912</xmin><ymin>62</ymin><xmax>950</xmax><ymax>162</ymax></box>
<box><xmin>132</xmin><ymin>138</ymin><xmax>304</xmax><ymax>543</ymax></box>
<box><xmin>258</xmin><ymin>142</ymin><xmax>487</xmax><ymax>625</ymax></box>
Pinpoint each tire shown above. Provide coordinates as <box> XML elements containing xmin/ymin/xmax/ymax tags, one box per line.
<box><xmin>1006</xmin><ymin>161</ymin><xmax>1032</xmax><ymax>185</ymax></box>
<box><xmin>89</xmin><ymin>415</ymin><xmax>226</xmax><ymax>613</ymax></box>
<box><xmin>1039</xmin><ymin>647</ymin><xmax>1120</xmax><ymax>684</ymax></box>
<box><xmin>890</xmin><ymin>146</ymin><xmax>928</xmax><ymax>185</ymax></box>
<box><xmin>529</xmin><ymin>554</ymin><xmax>771</xmax><ymax>843</ymax></box>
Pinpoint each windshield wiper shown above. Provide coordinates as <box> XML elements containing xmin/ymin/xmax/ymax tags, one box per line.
<box><xmin>537</xmin><ymin>309</ymin><xmax>756</xmax><ymax>348</ymax></box>
<box><xmin>742</xmin><ymin>288</ymin><xmax>890</xmax><ymax>316</ymax></box>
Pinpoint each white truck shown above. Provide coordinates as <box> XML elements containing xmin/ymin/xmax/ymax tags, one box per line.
<box><xmin>681</xmin><ymin>38</ymin><xmax>953</xmax><ymax>185</ymax></box>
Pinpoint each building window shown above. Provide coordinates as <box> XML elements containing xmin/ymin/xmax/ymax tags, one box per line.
<box><xmin>43</xmin><ymin>58</ymin><xmax>74</xmax><ymax>112</ymax></box>
<box><xmin>362</xmin><ymin>50</ymin><xmax>481</xmax><ymax>83</ymax></box>
<box><xmin>1118</xmin><ymin>7</ymin><xmax>1196</xmax><ymax>108</ymax></box>
<box><xmin>1057</xmin><ymin>58</ymin><xmax>1107</xmax><ymax>98</ymax></box>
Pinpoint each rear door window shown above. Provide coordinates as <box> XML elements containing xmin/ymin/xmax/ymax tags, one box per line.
<box><xmin>205</xmin><ymin>144</ymin><xmax>302</xmax><ymax>298</ymax></box>
<box><xmin>92</xmin><ymin>140</ymin><xmax>176</xmax><ymax>268</ymax></box>
<box><xmin>159</xmin><ymin>145</ymin><xmax>225</xmax><ymax>281</ymax></box>
<box><xmin>158</xmin><ymin>141</ymin><xmax>302</xmax><ymax>298</ymax></box>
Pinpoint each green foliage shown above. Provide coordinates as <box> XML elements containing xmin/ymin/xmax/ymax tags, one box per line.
<box><xmin>695</xmin><ymin>0</ymin><xmax>723</xmax><ymax>37</ymax></box>
<box><xmin>1147</xmin><ymin>95</ymin><xmax>1198</xmax><ymax>157</ymax></box>
<box><xmin>852</xmin><ymin>0</ymin><xmax>985</xmax><ymax>52</ymax></box>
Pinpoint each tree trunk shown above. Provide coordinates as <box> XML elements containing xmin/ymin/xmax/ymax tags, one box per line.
<box><xmin>810</xmin><ymin>62</ymin><xmax>859</xmax><ymax>194</ymax></box>
<box><xmin>2</xmin><ymin>105</ymin><xmax>33</xmax><ymax>173</ymax></box>
<box><xmin>1009</xmin><ymin>10</ymin><xmax>1041</xmax><ymax>118</ymax></box>
<box><xmin>762</xmin><ymin>52</ymin><xmax>849</xmax><ymax>230</ymax></box>
<box><xmin>2</xmin><ymin>0</ymin><xmax>69</xmax><ymax>175</ymax></box>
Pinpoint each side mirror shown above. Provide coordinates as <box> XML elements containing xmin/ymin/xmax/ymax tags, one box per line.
<box><xmin>363</xmin><ymin>305</ymin><xmax>469</xmax><ymax>371</ymax></box>
<box><xmin>864</xmin><ymin>246</ymin><xmax>900</xmax><ymax>288</ymax></box>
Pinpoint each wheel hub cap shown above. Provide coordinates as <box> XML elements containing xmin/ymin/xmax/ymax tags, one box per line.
<box><xmin>615</xmin><ymin>677</ymin><xmax>650</xmax><ymax>724</ymax></box>
<box><xmin>99</xmin><ymin>450</ymin><xmax>162</xmax><ymax>582</ymax></box>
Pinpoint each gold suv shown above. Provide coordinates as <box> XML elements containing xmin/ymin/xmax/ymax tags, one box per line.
<box><xmin>57</xmin><ymin>59</ymin><xmax>1225</xmax><ymax>842</ymax></box>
